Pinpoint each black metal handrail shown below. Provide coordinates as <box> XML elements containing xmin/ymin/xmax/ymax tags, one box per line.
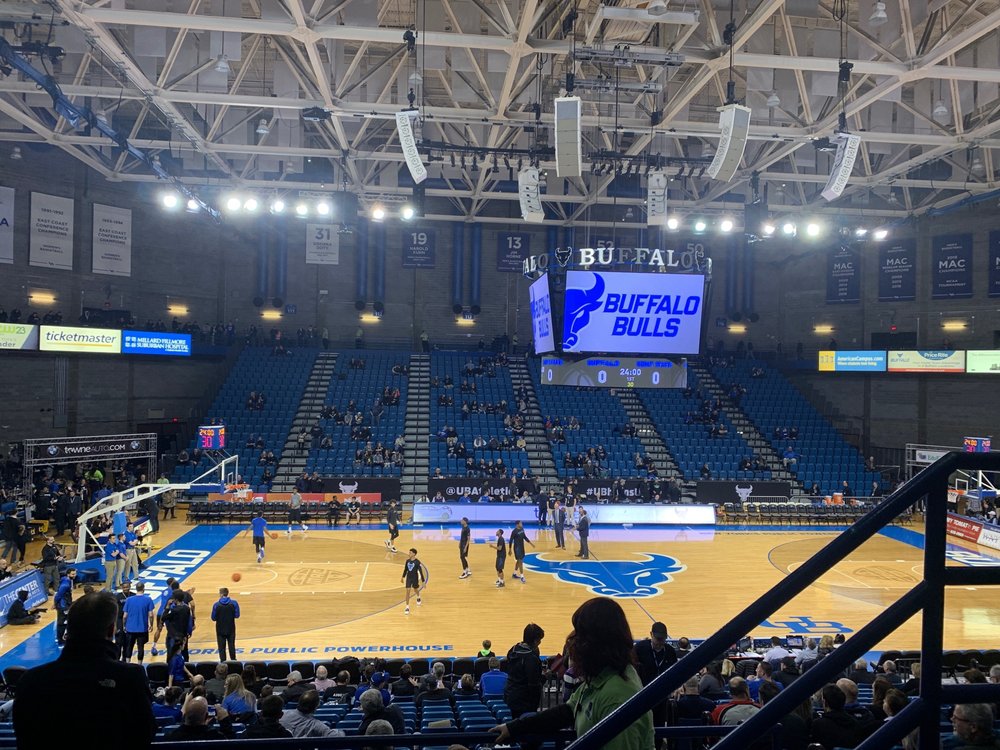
<box><xmin>566</xmin><ymin>450</ymin><xmax>1000</xmax><ymax>750</ymax></box>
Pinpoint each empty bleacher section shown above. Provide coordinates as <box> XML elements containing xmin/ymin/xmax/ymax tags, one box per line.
<box><xmin>709</xmin><ymin>360</ymin><xmax>881</xmax><ymax>496</ymax></box>
<box><xmin>429</xmin><ymin>353</ymin><xmax>529</xmax><ymax>479</ymax></box>
<box><xmin>528</xmin><ymin>360</ymin><xmax>650</xmax><ymax>479</ymax></box>
<box><xmin>298</xmin><ymin>350</ymin><xmax>409</xmax><ymax>479</ymax></box>
<box><xmin>171</xmin><ymin>347</ymin><xmax>317</xmax><ymax>490</ymax></box>
<box><xmin>638</xmin><ymin>368</ymin><xmax>757</xmax><ymax>483</ymax></box>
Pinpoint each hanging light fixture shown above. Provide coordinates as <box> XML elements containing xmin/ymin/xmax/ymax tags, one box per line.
<box><xmin>970</xmin><ymin>149</ymin><xmax>986</xmax><ymax>176</ymax></box>
<box><xmin>214</xmin><ymin>55</ymin><xmax>230</xmax><ymax>74</ymax></box>
<box><xmin>933</xmin><ymin>99</ymin><xmax>949</xmax><ymax>118</ymax></box>
<box><xmin>10</xmin><ymin>146</ymin><xmax>21</xmax><ymax>160</ymax></box>
<box><xmin>647</xmin><ymin>0</ymin><xmax>668</xmax><ymax>16</ymax></box>
<box><xmin>256</xmin><ymin>118</ymin><xmax>270</xmax><ymax>135</ymax></box>
<box><xmin>869</xmin><ymin>1</ymin><xmax>888</xmax><ymax>26</ymax></box>
<box><xmin>766</xmin><ymin>91</ymin><xmax>781</xmax><ymax>108</ymax></box>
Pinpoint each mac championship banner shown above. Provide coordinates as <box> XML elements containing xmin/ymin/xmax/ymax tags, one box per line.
<box><xmin>878</xmin><ymin>238</ymin><xmax>916</xmax><ymax>301</ymax></box>
<box><xmin>0</xmin><ymin>186</ymin><xmax>13</xmax><ymax>265</ymax></box>
<box><xmin>990</xmin><ymin>231</ymin><xmax>1000</xmax><ymax>298</ymax></box>
<box><xmin>932</xmin><ymin>233</ymin><xmax>973</xmax><ymax>299</ymax></box>
<box><xmin>305</xmin><ymin>224</ymin><xmax>340</xmax><ymax>264</ymax></box>
<box><xmin>92</xmin><ymin>203</ymin><xmax>132</xmax><ymax>277</ymax></box>
<box><xmin>826</xmin><ymin>246</ymin><xmax>860</xmax><ymax>303</ymax></box>
<box><xmin>29</xmin><ymin>192</ymin><xmax>74</xmax><ymax>270</ymax></box>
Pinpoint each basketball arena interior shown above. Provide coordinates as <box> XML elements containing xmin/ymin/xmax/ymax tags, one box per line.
<box><xmin>0</xmin><ymin>0</ymin><xmax>999</xmax><ymax>747</ymax></box>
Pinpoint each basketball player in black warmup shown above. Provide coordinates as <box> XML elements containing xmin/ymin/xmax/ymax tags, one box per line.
<box><xmin>508</xmin><ymin>520</ymin><xmax>535</xmax><ymax>583</ymax></box>
<box><xmin>491</xmin><ymin>529</ymin><xmax>507</xmax><ymax>588</ymax></box>
<box><xmin>458</xmin><ymin>517</ymin><xmax>471</xmax><ymax>579</ymax></box>
<box><xmin>400</xmin><ymin>548</ymin><xmax>425</xmax><ymax>614</ymax></box>
<box><xmin>385</xmin><ymin>499</ymin><xmax>400</xmax><ymax>553</ymax></box>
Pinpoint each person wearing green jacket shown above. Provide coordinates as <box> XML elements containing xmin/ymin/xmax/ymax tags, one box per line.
<box><xmin>493</xmin><ymin>597</ymin><xmax>654</xmax><ymax>750</ymax></box>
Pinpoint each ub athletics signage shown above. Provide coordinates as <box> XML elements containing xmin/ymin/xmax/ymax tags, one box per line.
<box><xmin>522</xmin><ymin>243</ymin><xmax>711</xmax><ymax>277</ymax></box>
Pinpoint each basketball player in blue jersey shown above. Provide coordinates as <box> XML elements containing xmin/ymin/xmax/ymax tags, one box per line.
<box><xmin>246</xmin><ymin>511</ymin><xmax>269</xmax><ymax>563</ymax></box>
<box><xmin>400</xmin><ymin>548</ymin><xmax>426</xmax><ymax>615</ymax></box>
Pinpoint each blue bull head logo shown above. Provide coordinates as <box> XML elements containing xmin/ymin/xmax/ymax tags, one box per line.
<box><xmin>563</xmin><ymin>273</ymin><xmax>605</xmax><ymax>350</ymax></box>
<box><xmin>522</xmin><ymin>553</ymin><xmax>684</xmax><ymax>598</ymax></box>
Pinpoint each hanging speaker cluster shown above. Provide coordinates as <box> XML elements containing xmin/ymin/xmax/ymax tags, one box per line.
<box><xmin>646</xmin><ymin>170</ymin><xmax>669</xmax><ymax>226</ymax></box>
<box><xmin>554</xmin><ymin>96</ymin><xmax>583</xmax><ymax>178</ymax></box>
<box><xmin>518</xmin><ymin>167</ymin><xmax>545</xmax><ymax>223</ymax></box>
<box><xmin>821</xmin><ymin>132</ymin><xmax>862</xmax><ymax>202</ymax></box>
<box><xmin>707</xmin><ymin>103</ymin><xmax>752</xmax><ymax>183</ymax></box>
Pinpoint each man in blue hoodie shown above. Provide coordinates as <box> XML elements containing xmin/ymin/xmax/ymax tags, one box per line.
<box><xmin>211</xmin><ymin>587</ymin><xmax>241</xmax><ymax>661</ymax></box>
<box><xmin>54</xmin><ymin>567</ymin><xmax>76</xmax><ymax>646</ymax></box>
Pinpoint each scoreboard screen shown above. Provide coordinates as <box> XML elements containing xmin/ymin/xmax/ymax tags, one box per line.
<box><xmin>540</xmin><ymin>356</ymin><xmax>688</xmax><ymax>389</ymax></box>
<box><xmin>198</xmin><ymin>425</ymin><xmax>226</xmax><ymax>450</ymax></box>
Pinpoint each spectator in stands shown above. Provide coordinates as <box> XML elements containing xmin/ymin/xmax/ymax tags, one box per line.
<box><xmin>324</xmin><ymin>670</ymin><xmax>357</xmax><ymax>705</ymax></box>
<box><xmin>847</xmin><ymin>658</ymin><xmax>874</xmax><ymax>685</ymax></box>
<box><xmin>359</xmin><ymin>688</ymin><xmax>405</xmax><ymax>734</ymax></box>
<box><xmin>816</xmin><ymin>634</ymin><xmax>836</xmax><ymax>660</ymax></box>
<box><xmin>154</xmin><ymin>686</ymin><xmax>185</xmax><ymax>723</ymax></box>
<box><xmin>364</xmin><ymin>719</ymin><xmax>395</xmax><ymax>750</ymax></box>
<box><xmin>700</xmin><ymin>462</ymin><xmax>711</xmax><ymax>480</ymax></box>
<box><xmin>698</xmin><ymin>661</ymin><xmax>726</xmax><ymax>695</ymax></box>
<box><xmin>346</xmin><ymin>498</ymin><xmax>362</xmax><ymax>524</ymax></box>
<box><xmin>947</xmin><ymin>703</ymin><xmax>1000</xmax><ymax>748</ymax></box>
<box><xmin>355</xmin><ymin>667</ymin><xmax>392</xmax><ymax>706</ymax></box>
<box><xmin>763</xmin><ymin>636</ymin><xmax>792</xmax><ymax>665</ymax></box>
<box><xmin>964</xmin><ymin>668</ymin><xmax>988</xmax><ymax>685</ymax></box>
<box><xmin>795</xmin><ymin>638</ymin><xmax>819</xmax><ymax>668</ymax></box>
<box><xmin>868</xmin><ymin>678</ymin><xmax>893</xmax><ymax>722</ymax></box>
<box><xmin>841</xmin><ymin>480</ymin><xmax>854</xmax><ymax>497</ymax></box>
<box><xmin>505</xmin><ymin>623</ymin><xmax>546</xmax><ymax>717</ymax></box>
<box><xmin>810</xmin><ymin>683</ymin><xmax>864</xmax><ymax>750</ymax></box>
<box><xmin>881</xmin><ymin>659</ymin><xmax>903</xmax><ymax>685</ymax></box>
<box><xmin>748</xmin><ymin>661</ymin><xmax>784</xmax><ymax>702</ymax></box>
<box><xmin>282</xmin><ymin>670</ymin><xmax>311</xmax><ymax>705</ymax></box>
<box><xmin>244</xmin><ymin>694</ymin><xmax>293</xmax><ymax>739</ymax></box>
<box><xmin>774</xmin><ymin>657</ymin><xmax>800</xmax><ymax>688</ymax></box>
<box><xmin>14</xmin><ymin>590</ymin><xmax>157</xmax><ymax>745</ymax></box>
<box><xmin>166</xmin><ymin>696</ymin><xmax>235</xmax><ymax>740</ymax></box>
<box><xmin>222</xmin><ymin>674</ymin><xmax>257</xmax><ymax>718</ymax></box>
<box><xmin>674</xmin><ymin>676</ymin><xmax>716</xmax><ymax>719</ymax></box>
<box><xmin>311</xmin><ymin>666</ymin><xmax>335</xmax><ymax>694</ymax></box>
<box><xmin>783</xmin><ymin>446</ymin><xmax>800</xmax><ymax>469</ymax></box>
<box><xmin>711</xmin><ymin>677</ymin><xmax>759</xmax><ymax>725</ymax></box>
<box><xmin>900</xmin><ymin>662</ymin><xmax>920</xmax><ymax>695</ymax></box>
<box><xmin>836</xmin><ymin>678</ymin><xmax>875</xmax><ymax>725</ymax></box>
<box><xmin>480</xmin><ymin>657</ymin><xmax>508</xmax><ymax>697</ymax></box>
<box><xmin>391</xmin><ymin>663</ymin><xmax>418</xmax><ymax>698</ymax></box>
<box><xmin>634</xmin><ymin>621</ymin><xmax>678</xmax><ymax>726</ymax></box>
<box><xmin>416</xmin><ymin>673</ymin><xmax>455</xmax><ymax>709</ymax></box>
<box><xmin>242</xmin><ymin>664</ymin><xmax>267</xmax><ymax>697</ymax></box>
<box><xmin>453</xmin><ymin>674</ymin><xmax>479</xmax><ymax>699</ymax></box>
<box><xmin>281</xmin><ymin>689</ymin><xmax>343</xmax><ymax>737</ymax></box>
<box><xmin>759</xmin><ymin>680</ymin><xmax>810</xmax><ymax>750</ymax></box>
<box><xmin>205</xmin><ymin>662</ymin><xmax>229</xmax><ymax>703</ymax></box>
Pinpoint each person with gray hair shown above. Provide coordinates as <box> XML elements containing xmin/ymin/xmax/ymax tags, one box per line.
<box><xmin>364</xmin><ymin>719</ymin><xmax>396</xmax><ymax>750</ymax></box>
<box><xmin>990</xmin><ymin>664</ymin><xmax>1000</xmax><ymax>684</ymax></box>
<box><xmin>416</xmin><ymin>673</ymin><xmax>456</xmax><ymax>709</ymax></box>
<box><xmin>949</xmin><ymin>703</ymin><xmax>999</xmax><ymax>746</ymax></box>
<box><xmin>359</xmin><ymin>688</ymin><xmax>406</xmax><ymax>735</ymax></box>
<box><xmin>674</xmin><ymin>676</ymin><xmax>715</xmax><ymax>720</ymax></box>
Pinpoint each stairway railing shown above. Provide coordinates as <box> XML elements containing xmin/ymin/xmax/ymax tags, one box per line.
<box><xmin>568</xmin><ymin>450</ymin><xmax>1000</xmax><ymax>750</ymax></box>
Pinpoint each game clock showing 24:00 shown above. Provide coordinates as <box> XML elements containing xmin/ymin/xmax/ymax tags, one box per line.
<box><xmin>198</xmin><ymin>425</ymin><xmax>226</xmax><ymax>450</ymax></box>
<box><xmin>540</xmin><ymin>357</ymin><xmax>687</xmax><ymax>388</ymax></box>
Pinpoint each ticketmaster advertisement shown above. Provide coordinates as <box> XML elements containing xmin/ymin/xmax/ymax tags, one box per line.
<box><xmin>561</xmin><ymin>271</ymin><xmax>705</xmax><ymax>355</ymax></box>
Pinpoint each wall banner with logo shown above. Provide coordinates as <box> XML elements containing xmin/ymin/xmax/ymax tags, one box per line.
<box><xmin>29</xmin><ymin>192</ymin><xmax>74</xmax><ymax>270</ymax></box>
<box><xmin>989</xmin><ymin>231</ymin><xmax>1000</xmax><ymax>298</ymax></box>
<box><xmin>698</xmin><ymin>481</ymin><xmax>791</xmax><ymax>503</ymax></box>
<box><xmin>92</xmin><ymin>203</ymin><xmax>132</xmax><ymax>277</ymax></box>
<box><xmin>305</xmin><ymin>224</ymin><xmax>340</xmax><ymax>264</ymax></box>
<box><xmin>0</xmin><ymin>186</ymin><xmax>13</xmax><ymax>265</ymax></box>
<box><xmin>877</xmin><ymin>238</ymin><xmax>916</xmax><ymax>301</ymax></box>
<box><xmin>318</xmin><ymin>477</ymin><xmax>401</xmax><ymax>497</ymax></box>
<box><xmin>826</xmin><ymin>246</ymin><xmax>860</xmax><ymax>303</ymax></box>
<box><xmin>931</xmin><ymin>233</ymin><xmax>973</xmax><ymax>299</ymax></box>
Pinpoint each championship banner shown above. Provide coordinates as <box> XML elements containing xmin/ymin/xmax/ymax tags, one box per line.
<box><xmin>0</xmin><ymin>323</ymin><xmax>38</xmax><ymax>350</ymax></box>
<box><xmin>989</xmin><ymin>231</ymin><xmax>1000</xmax><ymax>298</ymax></box>
<box><xmin>0</xmin><ymin>186</ymin><xmax>13</xmax><ymax>265</ymax></box>
<box><xmin>826</xmin><ymin>246</ymin><xmax>860</xmax><ymax>303</ymax></box>
<box><xmin>697</xmin><ymin>480</ymin><xmax>791</xmax><ymax>503</ymax></box>
<box><xmin>497</xmin><ymin>232</ymin><xmax>530</xmax><ymax>272</ymax></box>
<box><xmin>306</xmin><ymin>224</ymin><xmax>340</xmax><ymax>265</ymax></box>
<box><xmin>427</xmin><ymin>478</ymin><xmax>538</xmax><ymax>501</ymax></box>
<box><xmin>92</xmin><ymin>203</ymin><xmax>132</xmax><ymax>277</ymax></box>
<box><xmin>402</xmin><ymin>228</ymin><xmax>436</xmax><ymax>269</ymax></box>
<box><xmin>878</xmin><ymin>239</ymin><xmax>916</xmax><ymax>301</ymax></box>
<box><xmin>931</xmin><ymin>233</ymin><xmax>973</xmax><ymax>299</ymax></box>
<box><xmin>29</xmin><ymin>192</ymin><xmax>74</xmax><ymax>270</ymax></box>
<box><xmin>319</xmin><ymin>476</ymin><xmax>401</xmax><ymax>498</ymax></box>
<box><xmin>26</xmin><ymin>435</ymin><xmax>153</xmax><ymax>462</ymax></box>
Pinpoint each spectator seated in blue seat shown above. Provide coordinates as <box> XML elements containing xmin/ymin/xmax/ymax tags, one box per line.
<box><xmin>281</xmin><ymin>689</ymin><xmax>344</xmax><ymax>738</ymax></box>
<box><xmin>153</xmin><ymin>686</ymin><xmax>185</xmax><ymax>723</ymax></box>
<box><xmin>674</xmin><ymin>676</ymin><xmax>716</xmax><ymax>719</ymax></box>
<box><xmin>354</xmin><ymin>666</ymin><xmax>392</xmax><ymax>706</ymax></box>
<box><xmin>359</xmin><ymin>689</ymin><xmax>406</xmax><ymax>734</ymax></box>
<box><xmin>243</xmin><ymin>694</ymin><xmax>293</xmax><ymax>738</ymax></box>
<box><xmin>453</xmin><ymin>674</ymin><xmax>480</xmax><ymax>699</ymax></box>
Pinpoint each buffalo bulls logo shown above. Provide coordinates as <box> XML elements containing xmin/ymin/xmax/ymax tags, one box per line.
<box><xmin>338</xmin><ymin>480</ymin><xmax>359</xmax><ymax>494</ymax></box>
<box><xmin>522</xmin><ymin>553</ymin><xmax>684</xmax><ymax>598</ymax></box>
<box><xmin>562</xmin><ymin>273</ymin><xmax>605</xmax><ymax>351</ymax></box>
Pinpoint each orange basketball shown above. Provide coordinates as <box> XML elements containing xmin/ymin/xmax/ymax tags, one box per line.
<box><xmin>231</xmin><ymin>572</ymin><xmax>242</xmax><ymax>582</ymax></box>
<box><xmin>269</xmin><ymin>531</ymin><xmax>279</xmax><ymax>539</ymax></box>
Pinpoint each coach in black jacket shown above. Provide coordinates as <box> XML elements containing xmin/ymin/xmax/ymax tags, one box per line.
<box><xmin>14</xmin><ymin>590</ymin><xmax>157</xmax><ymax>746</ymax></box>
<box><xmin>634</xmin><ymin>621</ymin><xmax>678</xmax><ymax>726</ymax></box>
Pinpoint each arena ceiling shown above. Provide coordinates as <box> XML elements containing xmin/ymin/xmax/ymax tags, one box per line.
<box><xmin>2</xmin><ymin>0</ymin><xmax>1000</xmax><ymax>223</ymax></box>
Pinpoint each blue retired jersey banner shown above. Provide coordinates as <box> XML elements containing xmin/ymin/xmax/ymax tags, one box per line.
<box><xmin>990</xmin><ymin>231</ymin><xmax>1000</xmax><ymax>298</ymax></box>
<box><xmin>401</xmin><ymin>228</ymin><xmax>436</xmax><ymax>269</ymax></box>
<box><xmin>826</xmin><ymin>246</ymin><xmax>860</xmax><ymax>303</ymax></box>
<box><xmin>932</xmin><ymin>233</ymin><xmax>973</xmax><ymax>299</ymax></box>
<box><xmin>497</xmin><ymin>232</ymin><xmax>530</xmax><ymax>272</ymax></box>
<box><xmin>878</xmin><ymin>239</ymin><xmax>916</xmax><ymax>301</ymax></box>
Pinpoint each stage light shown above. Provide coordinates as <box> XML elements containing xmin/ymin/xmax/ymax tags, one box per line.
<box><xmin>854</xmin><ymin>227</ymin><xmax>868</xmax><ymax>238</ymax></box>
<box><xmin>869</xmin><ymin>1</ymin><xmax>888</xmax><ymax>26</ymax></box>
<box><xmin>873</xmin><ymin>228</ymin><xmax>888</xmax><ymax>240</ymax></box>
<box><xmin>186</xmin><ymin>199</ymin><xmax>199</xmax><ymax>212</ymax></box>
<box><xmin>371</xmin><ymin>205</ymin><xmax>386</xmax><ymax>221</ymax></box>
<box><xmin>719</xmin><ymin>218</ymin><xmax>734</xmax><ymax>233</ymax></box>
<box><xmin>295</xmin><ymin>203</ymin><xmax>309</xmax><ymax>217</ymax></box>
<box><xmin>666</xmin><ymin>217</ymin><xmax>680</xmax><ymax>230</ymax></box>
<box><xmin>271</xmin><ymin>199</ymin><xmax>286</xmax><ymax>214</ymax></box>
<box><xmin>694</xmin><ymin>219</ymin><xmax>707</xmax><ymax>232</ymax></box>
<box><xmin>225</xmin><ymin>196</ymin><xmax>242</xmax><ymax>212</ymax></box>
<box><xmin>244</xmin><ymin>197</ymin><xmax>259</xmax><ymax>212</ymax></box>
<box><xmin>782</xmin><ymin>222</ymin><xmax>796</xmax><ymax>236</ymax></box>
<box><xmin>762</xmin><ymin>223</ymin><xmax>776</xmax><ymax>236</ymax></box>
<box><xmin>401</xmin><ymin>205</ymin><xmax>416</xmax><ymax>220</ymax></box>
<box><xmin>161</xmin><ymin>192</ymin><xmax>180</xmax><ymax>209</ymax></box>
<box><xmin>316</xmin><ymin>201</ymin><xmax>331</xmax><ymax>216</ymax></box>
<box><xmin>805</xmin><ymin>222</ymin><xmax>821</xmax><ymax>237</ymax></box>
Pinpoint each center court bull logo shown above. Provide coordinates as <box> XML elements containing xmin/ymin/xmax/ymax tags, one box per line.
<box><xmin>522</xmin><ymin>553</ymin><xmax>684</xmax><ymax>598</ymax></box>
